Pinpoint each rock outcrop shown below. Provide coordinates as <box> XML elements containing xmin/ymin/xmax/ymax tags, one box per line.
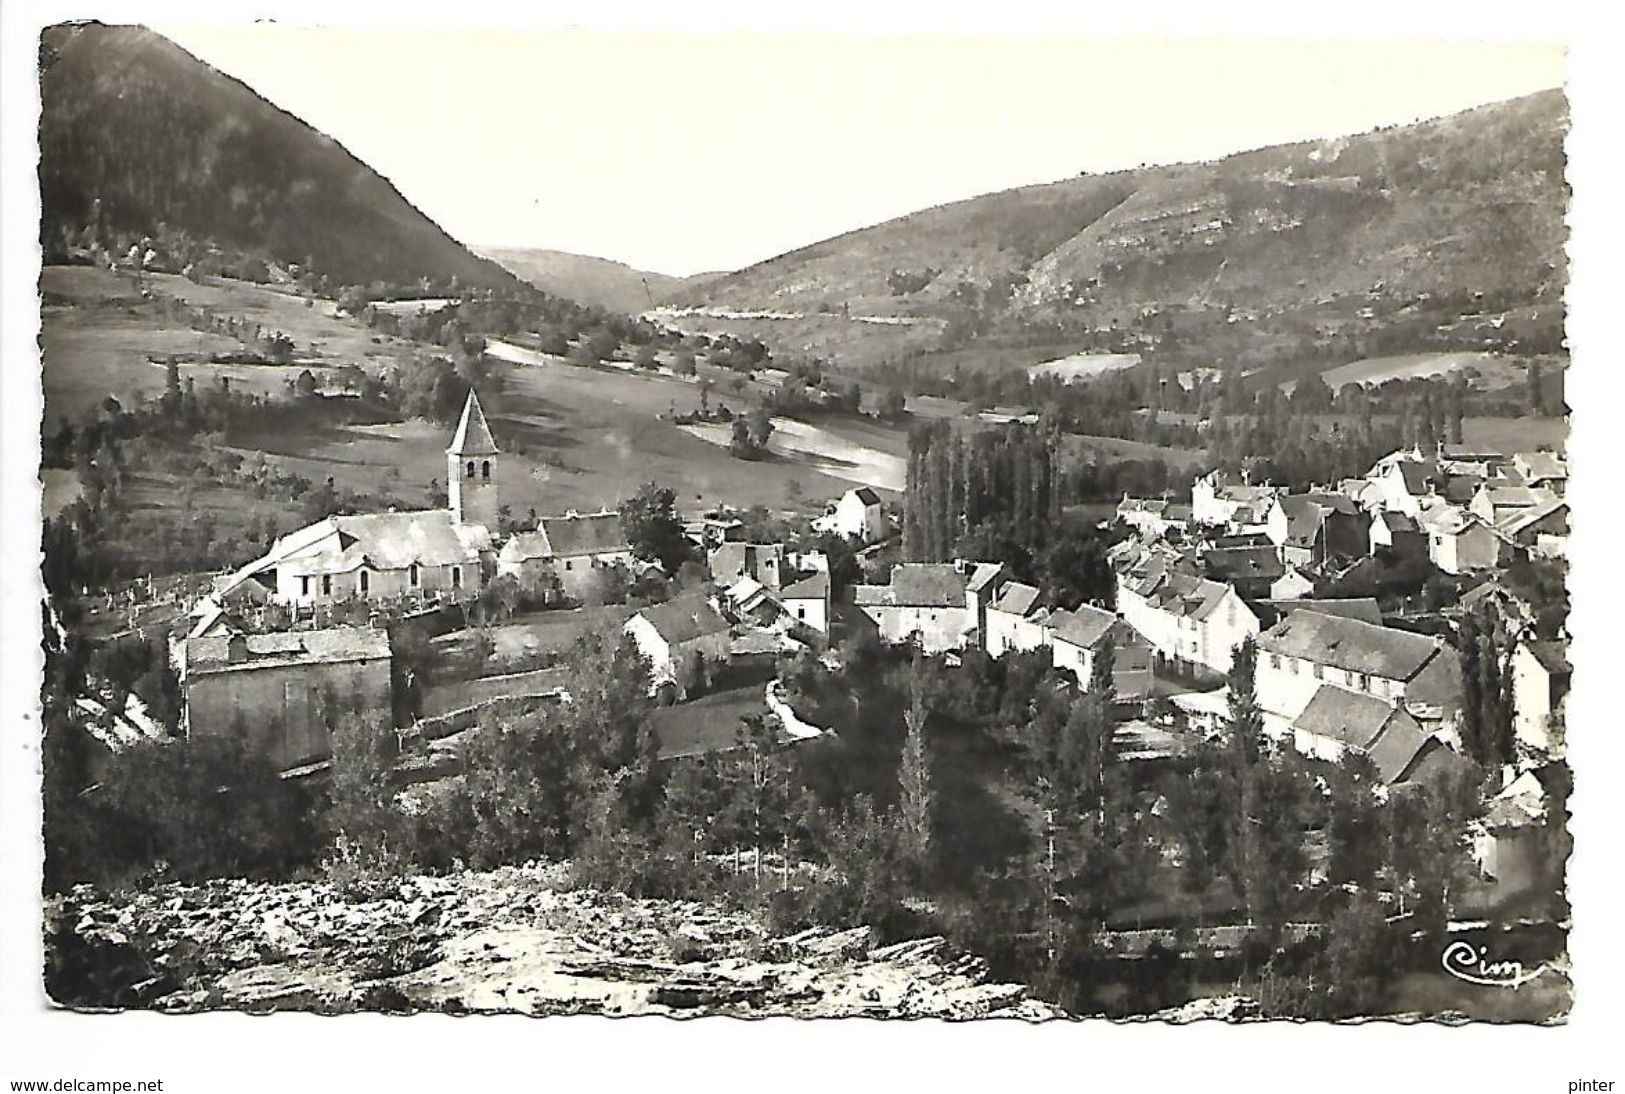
<box><xmin>45</xmin><ymin>863</ymin><xmax>1064</xmax><ymax>1019</ymax></box>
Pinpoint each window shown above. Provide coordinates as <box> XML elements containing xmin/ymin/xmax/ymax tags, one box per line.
<box><xmin>1290</xmin><ymin>659</ymin><xmax>1299</xmax><ymax>675</ymax></box>
<box><xmin>359</xmin><ymin>570</ymin><xmax>370</xmax><ymax>595</ymax></box>
<box><xmin>796</xmin><ymin>606</ymin><xmax>806</xmax><ymax>621</ymax></box>
<box><xmin>452</xmin><ymin>566</ymin><xmax>463</xmax><ymax>589</ymax></box>
<box><xmin>409</xmin><ymin>563</ymin><xmax>420</xmax><ymax>588</ymax></box>
<box><xmin>1357</xmin><ymin>673</ymin><xmax>1369</xmax><ymax>692</ymax></box>
<box><xmin>322</xmin><ymin>575</ymin><xmax>332</xmax><ymax>596</ymax></box>
<box><xmin>1269</xmin><ymin>653</ymin><xmax>1280</xmax><ymax>670</ymax></box>
<box><xmin>300</xmin><ymin>576</ymin><xmax>310</xmax><ymax>596</ymax></box>
<box><xmin>466</xmin><ymin>460</ymin><xmax>476</xmax><ymax>478</ymax></box>
<box><xmin>1312</xmin><ymin>663</ymin><xmax>1324</xmax><ymax>680</ymax></box>
<box><xmin>481</xmin><ymin>460</ymin><xmax>490</xmax><ymax>480</ymax></box>
<box><xmin>564</xmin><ymin>559</ymin><xmax>573</xmax><ymax>571</ymax></box>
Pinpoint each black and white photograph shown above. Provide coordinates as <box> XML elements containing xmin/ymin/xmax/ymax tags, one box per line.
<box><xmin>1</xmin><ymin>2</ymin><xmax>1619</xmax><ymax>1090</ymax></box>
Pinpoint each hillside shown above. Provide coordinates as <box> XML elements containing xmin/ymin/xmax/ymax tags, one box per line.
<box><xmin>668</xmin><ymin>91</ymin><xmax>1568</xmax><ymax>377</ymax></box>
<box><xmin>475</xmin><ymin>246</ymin><xmax>709</xmax><ymax>314</ymax></box>
<box><xmin>38</xmin><ymin>23</ymin><xmax>516</xmax><ymax>290</ymax></box>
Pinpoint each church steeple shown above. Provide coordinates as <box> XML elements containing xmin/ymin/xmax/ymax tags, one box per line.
<box><xmin>447</xmin><ymin>389</ymin><xmax>500</xmax><ymax>528</ymax></box>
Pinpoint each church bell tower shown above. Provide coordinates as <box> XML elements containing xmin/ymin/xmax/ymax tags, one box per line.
<box><xmin>447</xmin><ymin>389</ymin><xmax>500</xmax><ymax>529</ymax></box>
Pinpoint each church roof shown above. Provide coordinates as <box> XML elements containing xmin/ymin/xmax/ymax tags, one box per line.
<box><xmin>447</xmin><ymin>390</ymin><xmax>499</xmax><ymax>456</ymax></box>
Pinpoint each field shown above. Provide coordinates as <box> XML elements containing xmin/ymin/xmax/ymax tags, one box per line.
<box><xmin>1062</xmin><ymin>433</ymin><xmax>1208</xmax><ymax>469</ymax></box>
<box><xmin>39</xmin><ymin>266</ymin><xmax>424</xmax><ymax>424</ymax></box>
<box><xmin>1316</xmin><ymin>351</ymin><xmax>1527</xmax><ymax>390</ymax></box>
<box><xmin>1026</xmin><ymin>352</ymin><xmax>1143</xmax><ymax>383</ymax></box>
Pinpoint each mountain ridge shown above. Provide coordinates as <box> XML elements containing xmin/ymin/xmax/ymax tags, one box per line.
<box><xmin>38</xmin><ymin>22</ymin><xmax>518</xmax><ymax>291</ymax></box>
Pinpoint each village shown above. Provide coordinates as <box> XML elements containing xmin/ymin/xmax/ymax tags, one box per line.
<box><xmin>55</xmin><ymin>375</ymin><xmax>1569</xmax><ymax>937</ymax></box>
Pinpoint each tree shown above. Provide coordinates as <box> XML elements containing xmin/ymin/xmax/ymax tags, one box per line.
<box><xmin>618</xmin><ymin>481</ymin><xmax>691</xmax><ymax>574</ymax></box>
<box><xmin>878</xmin><ymin>387</ymin><xmax>907</xmax><ymax>420</ymax></box>
<box><xmin>1527</xmin><ymin>360</ymin><xmax>1545</xmax><ymax>417</ymax></box>
<box><xmin>896</xmin><ymin>667</ymin><xmax>934</xmax><ymax>878</ymax></box>
<box><xmin>324</xmin><ymin>713</ymin><xmax>402</xmax><ymax>873</ymax></box>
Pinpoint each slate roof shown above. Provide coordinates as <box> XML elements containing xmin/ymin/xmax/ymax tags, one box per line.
<box><xmin>1280</xmin><ymin>496</ymin><xmax>1327</xmax><ymax>545</ymax></box>
<box><xmin>1204</xmin><ymin>546</ymin><xmax>1286</xmax><ymax>583</ymax></box>
<box><xmin>1256</xmin><ymin>598</ymin><xmax>1383</xmax><ymax>628</ymax></box>
<box><xmin>275</xmin><ymin>511</ymin><xmax>492</xmax><ymax>577</ymax></box>
<box><xmin>1258</xmin><ymin>610</ymin><xmax>1444</xmax><ymax>681</ymax></box>
<box><xmin>856</xmin><ymin>564</ymin><xmax>967</xmax><ymax>608</ymax></box>
<box><xmin>989</xmin><ymin>581</ymin><xmax>1043</xmax><ymax>618</ymax></box>
<box><xmin>708</xmin><ymin>542</ymin><xmax>784</xmax><ymax>582</ymax></box>
<box><xmin>849</xmin><ymin>487</ymin><xmax>883</xmax><ymax>506</ymax></box>
<box><xmin>965</xmin><ymin>562</ymin><xmax>1006</xmax><ymax>595</ymax></box>
<box><xmin>779</xmin><ymin>571</ymin><xmax>830</xmax><ymax>600</ymax></box>
<box><xmin>1291</xmin><ymin>684</ymin><xmax>1430</xmax><ymax>784</ymax></box>
<box><xmin>1524</xmin><ymin>640</ymin><xmax>1571</xmax><ymax>677</ymax></box>
<box><xmin>636</xmin><ymin>594</ymin><xmax>729</xmax><ymax>645</ymax></box>
<box><xmin>1514</xmin><ymin>451</ymin><xmax>1567</xmax><ymax>484</ymax></box>
<box><xmin>1135</xmin><ymin>572</ymin><xmax>1235</xmax><ymax>622</ymax></box>
<box><xmin>180</xmin><ymin>626</ymin><xmax>391</xmax><ymax>676</ymax></box>
<box><xmin>1496</xmin><ymin>499</ymin><xmax>1568</xmax><ymax>538</ymax></box>
<box><xmin>1048</xmin><ymin>603</ymin><xmax>1119</xmax><ymax>649</ymax></box>
<box><xmin>1378</xmin><ymin>511</ymin><xmax>1419</xmax><ymax>533</ymax></box>
<box><xmin>447</xmin><ymin>390</ymin><xmax>499</xmax><ymax>456</ymax></box>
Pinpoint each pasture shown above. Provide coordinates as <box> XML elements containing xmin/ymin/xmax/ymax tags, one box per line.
<box><xmin>1317</xmin><ymin>351</ymin><xmax>1527</xmax><ymax>390</ymax></box>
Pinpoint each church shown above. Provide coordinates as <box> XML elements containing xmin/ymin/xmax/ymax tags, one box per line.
<box><xmin>199</xmin><ymin>390</ymin><xmax>625</xmax><ymax>616</ymax></box>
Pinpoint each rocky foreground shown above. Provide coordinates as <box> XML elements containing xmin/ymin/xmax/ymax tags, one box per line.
<box><xmin>45</xmin><ymin>864</ymin><xmax>1065</xmax><ymax>1019</ymax></box>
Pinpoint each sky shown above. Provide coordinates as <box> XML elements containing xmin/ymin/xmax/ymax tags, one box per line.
<box><xmin>151</xmin><ymin>28</ymin><xmax>1563</xmax><ymax>278</ymax></box>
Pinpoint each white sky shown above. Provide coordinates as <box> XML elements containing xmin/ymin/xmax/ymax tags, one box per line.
<box><xmin>154</xmin><ymin>27</ymin><xmax>1565</xmax><ymax>277</ymax></box>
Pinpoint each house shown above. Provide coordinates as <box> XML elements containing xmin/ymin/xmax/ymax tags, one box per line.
<box><xmin>1287</xmin><ymin>684</ymin><xmax>1433</xmax><ymax>783</ymax></box>
<box><xmin>1366</xmin><ymin>449</ymin><xmax>1442</xmax><ymax>518</ymax></box>
<box><xmin>1438</xmin><ymin>442</ymin><xmax>1509</xmax><ymax>479</ymax></box>
<box><xmin>720</xmin><ymin>575</ymin><xmax>779</xmax><ymax>624</ymax></box>
<box><xmin>851</xmin><ymin>560</ymin><xmax>994</xmax><ymax>653</ymax></box>
<box><xmin>779</xmin><ymin>571</ymin><xmax>831</xmax><ymax>636</ymax></box>
<box><xmin>1511</xmin><ymin>640</ymin><xmax>1569</xmax><ymax>760</ymax></box>
<box><xmin>708</xmin><ymin>541</ymin><xmax>786</xmax><ymax>589</ymax></box>
<box><xmin>173</xmin><ymin>626</ymin><xmax>393</xmax><ymax>770</ymax></box>
<box><xmin>1511</xmin><ymin>451</ymin><xmax>1567</xmax><ymax>495</ymax></box>
<box><xmin>1117</xmin><ymin>496</ymin><xmax>1187</xmax><ymax>537</ymax></box>
<box><xmin>1418</xmin><ymin>506</ymin><xmax>1500</xmax><ymax>574</ymax></box>
<box><xmin>1468</xmin><ymin>483</ymin><xmax>1559</xmax><ymax>526</ymax></box>
<box><xmin>1116</xmin><ymin>560</ymin><xmax>1260</xmax><ymax>675</ymax></box>
<box><xmin>1169</xmin><ymin>688</ymin><xmax>1230</xmax><ymax>737</ymax></box>
<box><xmin>1048</xmin><ymin>605</ymin><xmax>1154</xmax><ymax>699</ymax></box>
<box><xmin>1494</xmin><ymin>499</ymin><xmax>1568</xmax><ymax>561</ymax></box>
<box><xmin>1269</xmin><ymin>566</ymin><xmax>1317</xmax><ymax>601</ymax></box>
<box><xmin>1368</xmin><ymin>511</ymin><xmax>1426</xmax><ymax>561</ymax></box>
<box><xmin>1471</xmin><ymin>766</ymin><xmax>1568</xmax><ymax>900</ymax></box>
<box><xmin>1191</xmin><ymin>471</ymin><xmax>1286</xmax><ymax>538</ymax></box>
<box><xmin>984</xmin><ymin>581</ymin><xmax>1048</xmax><ymax>657</ymax></box>
<box><xmin>1254</xmin><ymin>609</ymin><xmax>1462</xmax><ymax>735</ymax></box>
<box><xmin>1202</xmin><ymin>545</ymin><xmax>1286</xmax><ymax>599</ymax></box>
<box><xmin>1279</xmin><ymin>493</ymin><xmax>1368</xmax><ymax>566</ymax></box>
<box><xmin>624</xmin><ymin>594</ymin><xmax>732</xmax><ymax>698</ymax></box>
<box><xmin>812</xmin><ymin>487</ymin><xmax>890</xmax><ymax>543</ymax></box>
<box><xmin>497</xmin><ymin>511</ymin><xmax>632</xmax><ymax>601</ymax></box>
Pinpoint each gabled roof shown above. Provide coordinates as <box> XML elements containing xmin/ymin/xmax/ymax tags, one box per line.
<box><xmin>1496</xmin><ymin>498</ymin><xmax>1568</xmax><ymax>538</ymax></box>
<box><xmin>848</xmin><ymin>487</ymin><xmax>883</xmax><ymax>506</ymax></box>
<box><xmin>1378</xmin><ymin>511</ymin><xmax>1419</xmax><ymax>533</ymax></box>
<box><xmin>1291</xmin><ymin>684</ymin><xmax>1431</xmax><ymax>784</ymax></box>
<box><xmin>1258</xmin><ymin>610</ymin><xmax>1444</xmax><ymax>681</ymax></box>
<box><xmin>709</xmin><ymin>541</ymin><xmax>784</xmax><ymax>581</ymax></box>
<box><xmin>539</xmin><ymin>512</ymin><xmax>629</xmax><ymax>557</ymax></box>
<box><xmin>447</xmin><ymin>389</ymin><xmax>499</xmax><ymax>456</ymax></box>
<box><xmin>1256</xmin><ymin>598</ymin><xmax>1383</xmax><ymax>628</ymax></box>
<box><xmin>779</xmin><ymin>571</ymin><xmax>830</xmax><ymax>600</ymax></box>
<box><xmin>636</xmin><ymin>594</ymin><xmax>729</xmax><ymax>645</ymax></box>
<box><xmin>274</xmin><ymin>511</ymin><xmax>491</xmax><ymax>578</ymax></box>
<box><xmin>1048</xmin><ymin>603</ymin><xmax>1119</xmax><ymax>650</ymax></box>
<box><xmin>180</xmin><ymin>626</ymin><xmax>391</xmax><ymax>676</ymax></box>
<box><xmin>989</xmin><ymin>581</ymin><xmax>1043</xmax><ymax>618</ymax></box>
<box><xmin>965</xmin><ymin>562</ymin><xmax>1006</xmax><ymax>595</ymax></box>
<box><xmin>1524</xmin><ymin>640</ymin><xmax>1571</xmax><ymax>677</ymax></box>
<box><xmin>1204</xmin><ymin>546</ymin><xmax>1285</xmax><ymax>583</ymax></box>
<box><xmin>1475</xmin><ymin>484</ymin><xmax>1554</xmax><ymax>510</ymax></box>
<box><xmin>853</xmin><ymin>563</ymin><xmax>967</xmax><ymax>608</ymax></box>
<box><xmin>1513</xmin><ymin>451</ymin><xmax>1567</xmax><ymax>483</ymax></box>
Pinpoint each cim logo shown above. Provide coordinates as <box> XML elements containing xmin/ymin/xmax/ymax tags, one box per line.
<box><xmin>1441</xmin><ymin>939</ymin><xmax>1542</xmax><ymax>989</ymax></box>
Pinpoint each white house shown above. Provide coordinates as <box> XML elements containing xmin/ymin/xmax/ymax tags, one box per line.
<box><xmin>1048</xmin><ymin>605</ymin><xmax>1155</xmax><ymax>699</ymax></box>
<box><xmin>1287</xmin><ymin>684</ymin><xmax>1434</xmax><ymax>783</ymax></box>
<box><xmin>1116</xmin><ymin>560</ymin><xmax>1259</xmax><ymax>675</ymax></box>
<box><xmin>708</xmin><ymin>541</ymin><xmax>786</xmax><ymax>589</ymax></box>
<box><xmin>1418</xmin><ymin>505</ymin><xmax>1500</xmax><ymax>575</ymax></box>
<box><xmin>1190</xmin><ymin>470</ymin><xmax>1285</xmax><ymax>537</ymax></box>
<box><xmin>1510</xmin><ymin>639</ymin><xmax>1569</xmax><ymax>760</ymax></box>
<box><xmin>813</xmin><ymin>487</ymin><xmax>890</xmax><ymax>543</ymax></box>
<box><xmin>779</xmin><ymin>571</ymin><xmax>831</xmax><ymax>636</ymax></box>
<box><xmin>1254</xmin><ymin>609</ymin><xmax>1463</xmax><ymax>736</ymax></box>
<box><xmin>984</xmin><ymin>581</ymin><xmax>1048</xmax><ymax>657</ymax></box>
<box><xmin>623</xmin><ymin>594</ymin><xmax>732</xmax><ymax>698</ymax></box>
<box><xmin>851</xmin><ymin>560</ymin><xmax>998</xmax><ymax>653</ymax></box>
<box><xmin>497</xmin><ymin>511</ymin><xmax>632</xmax><ymax>601</ymax></box>
<box><xmin>1366</xmin><ymin>449</ymin><xmax>1440</xmax><ymax>518</ymax></box>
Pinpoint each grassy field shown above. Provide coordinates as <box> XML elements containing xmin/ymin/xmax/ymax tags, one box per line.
<box><xmin>1062</xmin><ymin>433</ymin><xmax>1208</xmax><ymax>469</ymax></box>
<box><xmin>1316</xmin><ymin>351</ymin><xmax>1527</xmax><ymax>390</ymax></box>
